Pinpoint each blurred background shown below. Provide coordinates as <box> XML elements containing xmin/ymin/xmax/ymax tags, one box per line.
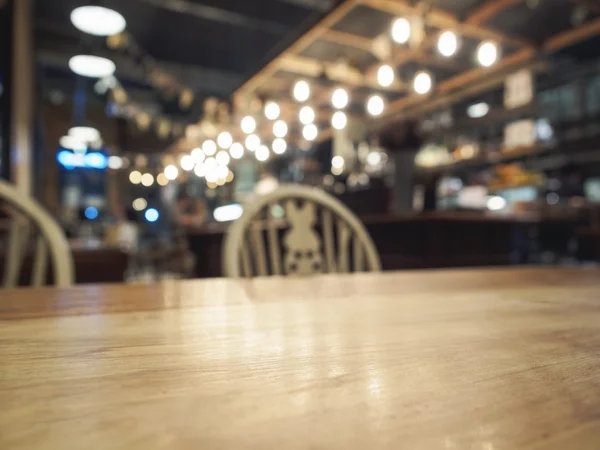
<box><xmin>2</xmin><ymin>0</ymin><xmax>600</xmax><ymax>283</ymax></box>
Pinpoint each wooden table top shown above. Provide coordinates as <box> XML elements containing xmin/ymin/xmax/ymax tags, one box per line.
<box><xmin>2</xmin><ymin>267</ymin><xmax>600</xmax><ymax>449</ymax></box>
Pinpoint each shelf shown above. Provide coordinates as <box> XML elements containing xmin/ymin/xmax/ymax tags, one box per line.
<box><xmin>416</xmin><ymin>144</ymin><xmax>549</xmax><ymax>176</ymax></box>
<box><xmin>423</xmin><ymin>103</ymin><xmax>538</xmax><ymax>139</ymax></box>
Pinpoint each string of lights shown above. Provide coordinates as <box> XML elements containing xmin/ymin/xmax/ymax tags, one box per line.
<box><xmin>61</xmin><ymin>4</ymin><xmax>503</xmax><ymax>190</ymax></box>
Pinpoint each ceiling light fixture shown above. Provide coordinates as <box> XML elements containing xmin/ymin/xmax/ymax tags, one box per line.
<box><xmin>59</xmin><ymin>135</ymin><xmax>87</xmax><ymax>152</ymax></box>
<box><xmin>216</xmin><ymin>151</ymin><xmax>231</xmax><ymax>166</ymax></box>
<box><xmin>194</xmin><ymin>163</ymin><xmax>206</xmax><ymax>178</ymax></box>
<box><xmin>107</xmin><ymin>156</ymin><xmax>123</xmax><ymax>170</ymax></box>
<box><xmin>413</xmin><ymin>71</ymin><xmax>433</xmax><ymax>95</ymax></box>
<box><xmin>332</xmin><ymin>156</ymin><xmax>345</xmax><ymax>169</ymax></box>
<box><xmin>202</xmin><ymin>139</ymin><xmax>217</xmax><ymax>156</ymax></box>
<box><xmin>164</xmin><ymin>165</ymin><xmax>179</xmax><ymax>181</ymax></box>
<box><xmin>69</xmin><ymin>55</ymin><xmax>116</xmax><ymax>78</ymax></box>
<box><xmin>241</xmin><ymin>116</ymin><xmax>256</xmax><ymax>134</ymax></box>
<box><xmin>467</xmin><ymin>102</ymin><xmax>490</xmax><ymax>118</ymax></box>
<box><xmin>204</xmin><ymin>157</ymin><xmax>217</xmax><ymax>170</ymax></box>
<box><xmin>331</xmin><ymin>111</ymin><xmax>347</xmax><ymax>130</ymax></box>
<box><xmin>377</xmin><ymin>64</ymin><xmax>395</xmax><ymax>87</ymax></box>
<box><xmin>273</xmin><ymin>120</ymin><xmax>288</xmax><ymax>138</ymax></box>
<box><xmin>256</xmin><ymin>145</ymin><xmax>270</xmax><ymax>162</ymax></box>
<box><xmin>245</xmin><ymin>134</ymin><xmax>260</xmax><ymax>151</ymax></box>
<box><xmin>129</xmin><ymin>170</ymin><xmax>142</xmax><ymax>185</ymax></box>
<box><xmin>216</xmin><ymin>165</ymin><xmax>229</xmax><ymax>180</ymax></box>
<box><xmin>180</xmin><ymin>155</ymin><xmax>195</xmax><ymax>172</ymax></box>
<box><xmin>191</xmin><ymin>147</ymin><xmax>205</xmax><ymax>163</ymax></box>
<box><xmin>366</xmin><ymin>95</ymin><xmax>385</xmax><ymax>116</ymax></box>
<box><xmin>331</xmin><ymin>88</ymin><xmax>349</xmax><ymax>109</ymax></box>
<box><xmin>391</xmin><ymin>17</ymin><xmax>411</xmax><ymax>44</ymax></box>
<box><xmin>69</xmin><ymin>126</ymin><xmax>100</xmax><ymax>142</ymax></box>
<box><xmin>303</xmin><ymin>124</ymin><xmax>318</xmax><ymax>141</ymax></box>
<box><xmin>217</xmin><ymin>131</ymin><xmax>233</xmax><ymax>149</ymax></box>
<box><xmin>293</xmin><ymin>80</ymin><xmax>310</xmax><ymax>102</ymax></box>
<box><xmin>437</xmin><ymin>31</ymin><xmax>459</xmax><ymax>57</ymax></box>
<box><xmin>477</xmin><ymin>41</ymin><xmax>499</xmax><ymax>67</ymax></box>
<box><xmin>299</xmin><ymin>106</ymin><xmax>315</xmax><ymax>125</ymax></box>
<box><xmin>141</xmin><ymin>173</ymin><xmax>154</xmax><ymax>187</ymax></box>
<box><xmin>367</xmin><ymin>151</ymin><xmax>382</xmax><ymax>166</ymax></box>
<box><xmin>70</xmin><ymin>6</ymin><xmax>126</xmax><ymax>36</ymax></box>
<box><xmin>157</xmin><ymin>173</ymin><xmax>169</xmax><ymax>186</ymax></box>
<box><xmin>264</xmin><ymin>102</ymin><xmax>280</xmax><ymax>120</ymax></box>
<box><xmin>272</xmin><ymin>138</ymin><xmax>287</xmax><ymax>155</ymax></box>
<box><xmin>230</xmin><ymin>143</ymin><xmax>244</xmax><ymax>159</ymax></box>
<box><xmin>331</xmin><ymin>166</ymin><xmax>343</xmax><ymax>176</ymax></box>
<box><xmin>205</xmin><ymin>167</ymin><xmax>218</xmax><ymax>184</ymax></box>
<box><xmin>132</xmin><ymin>198</ymin><xmax>147</xmax><ymax>212</ymax></box>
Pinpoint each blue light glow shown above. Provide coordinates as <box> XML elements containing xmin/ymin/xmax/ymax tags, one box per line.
<box><xmin>57</xmin><ymin>151</ymin><xmax>107</xmax><ymax>169</ymax></box>
<box><xmin>84</xmin><ymin>206</ymin><xmax>99</xmax><ymax>220</ymax></box>
<box><xmin>145</xmin><ymin>208</ymin><xmax>159</xmax><ymax>223</ymax></box>
<box><xmin>84</xmin><ymin>152</ymin><xmax>108</xmax><ymax>169</ymax></box>
<box><xmin>57</xmin><ymin>150</ymin><xmax>75</xmax><ymax>169</ymax></box>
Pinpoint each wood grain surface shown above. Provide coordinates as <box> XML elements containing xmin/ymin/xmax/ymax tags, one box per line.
<box><xmin>2</xmin><ymin>267</ymin><xmax>600</xmax><ymax>449</ymax></box>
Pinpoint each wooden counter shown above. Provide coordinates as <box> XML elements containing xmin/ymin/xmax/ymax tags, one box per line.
<box><xmin>186</xmin><ymin>212</ymin><xmax>587</xmax><ymax>277</ymax></box>
<box><xmin>2</xmin><ymin>268</ymin><xmax>600</xmax><ymax>448</ymax></box>
<box><xmin>0</xmin><ymin>245</ymin><xmax>129</xmax><ymax>285</ymax></box>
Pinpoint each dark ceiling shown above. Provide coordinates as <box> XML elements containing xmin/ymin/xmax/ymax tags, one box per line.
<box><xmin>34</xmin><ymin>0</ymin><xmax>340</xmax><ymax>152</ymax></box>
<box><xmin>35</xmin><ymin>0</ymin><xmax>337</xmax><ymax>98</ymax></box>
<box><xmin>35</xmin><ymin>0</ymin><xmax>600</xmax><ymax>100</ymax></box>
<box><xmin>33</xmin><ymin>0</ymin><xmax>600</xmax><ymax>154</ymax></box>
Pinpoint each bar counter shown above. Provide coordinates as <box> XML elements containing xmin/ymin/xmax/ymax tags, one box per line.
<box><xmin>187</xmin><ymin>211</ymin><xmax>587</xmax><ymax>278</ymax></box>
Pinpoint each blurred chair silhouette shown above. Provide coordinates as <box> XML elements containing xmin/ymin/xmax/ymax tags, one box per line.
<box><xmin>223</xmin><ymin>185</ymin><xmax>381</xmax><ymax>277</ymax></box>
<box><xmin>0</xmin><ymin>180</ymin><xmax>74</xmax><ymax>287</ymax></box>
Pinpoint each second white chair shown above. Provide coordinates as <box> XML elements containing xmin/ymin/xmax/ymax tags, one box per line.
<box><xmin>1</xmin><ymin>180</ymin><xmax>74</xmax><ymax>288</ymax></box>
<box><xmin>223</xmin><ymin>185</ymin><xmax>381</xmax><ymax>277</ymax></box>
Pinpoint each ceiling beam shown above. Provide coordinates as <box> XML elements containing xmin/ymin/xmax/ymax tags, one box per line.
<box><xmin>466</xmin><ymin>0</ymin><xmax>525</xmax><ymax>26</ymax></box>
<box><xmin>572</xmin><ymin>0</ymin><xmax>600</xmax><ymax>14</ymax></box>
<box><xmin>234</xmin><ymin>0</ymin><xmax>361</xmax><ymax>100</ymax></box>
<box><xmin>543</xmin><ymin>15</ymin><xmax>600</xmax><ymax>52</ymax></box>
<box><xmin>274</xmin><ymin>0</ymin><xmax>337</xmax><ymax>11</ymax></box>
<box><xmin>278</xmin><ymin>54</ymin><xmax>407</xmax><ymax>92</ymax></box>
<box><xmin>362</xmin><ymin>30</ymin><xmax>470</xmax><ymax>84</ymax></box>
<box><xmin>356</xmin><ymin>0</ymin><xmax>532</xmax><ymax>96</ymax></box>
<box><xmin>362</xmin><ymin>44</ymin><xmax>470</xmax><ymax>83</ymax></box>
<box><xmin>370</xmin><ymin>48</ymin><xmax>534</xmax><ymax>132</ymax></box>
<box><xmin>319</xmin><ymin>28</ymin><xmax>467</xmax><ymax>72</ymax></box>
<box><xmin>416</xmin><ymin>52</ymin><xmax>470</xmax><ymax>71</ymax></box>
<box><xmin>320</xmin><ymin>28</ymin><xmax>380</xmax><ymax>55</ymax></box>
<box><xmin>378</xmin><ymin>16</ymin><xmax>600</xmax><ymax>130</ymax></box>
<box><xmin>404</xmin><ymin>61</ymin><xmax>548</xmax><ymax>119</ymax></box>
<box><xmin>437</xmin><ymin>49</ymin><xmax>534</xmax><ymax>94</ymax></box>
<box><xmin>133</xmin><ymin>0</ymin><xmax>287</xmax><ymax>35</ymax></box>
<box><xmin>359</xmin><ymin>0</ymin><xmax>534</xmax><ymax>49</ymax></box>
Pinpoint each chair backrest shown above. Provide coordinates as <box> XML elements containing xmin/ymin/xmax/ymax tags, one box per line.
<box><xmin>223</xmin><ymin>185</ymin><xmax>381</xmax><ymax>277</ymax></box>
<box><xmin>0</xmin><ymin>180</ymin><xmax>74</xmax><ymax>288</ymax></box>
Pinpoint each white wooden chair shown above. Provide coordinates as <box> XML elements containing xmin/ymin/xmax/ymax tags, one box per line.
<box><xmin>0</xmin><ymin>180</ymin><xmax>74</xmax><ymax>288</ymax></box>
<box><xmin>223</xmin><ymin>185</ymin><xmax>381</xmax><ymax>277</ymax></box>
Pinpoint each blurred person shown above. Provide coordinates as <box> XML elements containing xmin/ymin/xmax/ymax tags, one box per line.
<box><xmin>173</xmin><ymin>192</ymin><xmax>208</xmax><ymax>227</ymax></box>
<box><xmin>60</xmin><ymin>206</ymin><xmax>79</xmax><ymax>239</ymax></box>
<box><xmin>106</xmin><ymin>205</ymin><xmax>140</xmax><ymax>252</ymax></box>
<box><xmin>117</xmin><ymin>208</ymin><xmax>140</xmax><ymax>252</ymax></box>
